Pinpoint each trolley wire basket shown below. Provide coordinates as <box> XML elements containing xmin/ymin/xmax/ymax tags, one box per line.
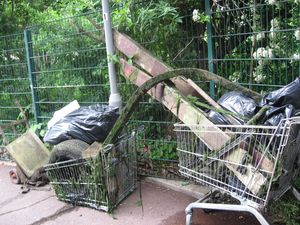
<box><xmin>44</xmin><ymin>131</ymin><xmax>138</xmax><ymax>212</ymax></box>
<box><xmin>174</xmin><ymin>117</ymin><xmax>300</xmax><ymax>225</ymax></box>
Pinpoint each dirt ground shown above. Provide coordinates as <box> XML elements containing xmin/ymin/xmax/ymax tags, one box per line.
<box><xmin>161</xmin><ymin>210</ymin><xmax>262</xmax><ymax>225</ymax></box>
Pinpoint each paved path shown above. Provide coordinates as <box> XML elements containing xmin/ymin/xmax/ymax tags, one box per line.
<box><xmin>0</xmin><ymin>163</ymin><xmax>262</xmax><ymax>225</ymax></box>
<box><xmin>0</xmin><ymin>163</ymin><xmax>195</xmax><ymax>225</ymax></box>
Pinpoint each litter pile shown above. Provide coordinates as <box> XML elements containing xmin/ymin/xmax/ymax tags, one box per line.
<box><xmin>112</xmin><ymin>30</ymin><xmax>300</xmax><ymax>208</ymax></box>
<box><xmin>2</xmin><ymin>29</ymin><xmax>300</xmax><ymax>214</ymax></box>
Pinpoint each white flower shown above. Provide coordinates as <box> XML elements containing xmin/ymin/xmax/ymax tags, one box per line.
<box><xmin>256</xmin><ymin>32</ymin><xmax>265</xmax><ymax>41</ymax></box>
<box><xmin>268</xmin><ymin>0</ymin><xmax>277</xmax><ymax>5</ymax></box>
<box><xmin>294</xmin><ymin>28</ymin><xmax>300</xmax><ymax>41</ymax></box>
<box><xmin>270</xmin><ymin>18</ymin><xmax>280</xmax><ymax>29</ymax></box>
<box><xmin>263</xmin><ymin>48</ymin><xmax>274</xmax><ymax>58</ymax></box>
<box><xmin>295</xmin><ymin>0</ymin><xmax>300</xmax><ymax>4</ymax></box>
<box><xmin>254</xmin><ymin>73</ymin><xmax>264</xmax><ymax>83</ymax></box>
<box><xmin>292</xmin><ymin>53</ymin><xmax>300</xmax><ymax>60</ymax></box>
<box><xmin>253</xmin><ymin>47</ymin><xmax>265</xmax><ymax>59</ymax></box>
<box><xmin>253</xmin><ymin>47</ymin><xmax>274</xmax><ymax>61</ymax></box>
<box><xmin>192</xmin><ymin>9</ymin><xmax>200</xmax><ymax>22</ymax></box>
<box><xmin>10</xmin><ymin>55</ymin><xmax>20</xmax><ymax>60</ymax></box>
<box><xmin>254</xmin><ymin>65</ymin><xmax>265</xmax><ymax>83</ymax></box>
<box><xmin>290</xmin><ymin>53</ymin><xmax>300</xmax><ymax>64</ymax></box>
<box><xmin>269</xmin><ymin>27</ymin><xmax>277</xmax><ymax>40</ymax></box>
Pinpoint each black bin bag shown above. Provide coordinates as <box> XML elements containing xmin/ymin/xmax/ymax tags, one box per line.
<box><xmin>208</xmin><ymin>111</ymin><xmax>231</xmax><ymax>125</ymax></box>
<box><xmin>208</xmin><ymin>91</ymin><xmax>258</xmax><ymax>124</ymax></box>
<box><xmin>261</xmin><ymin>77</ymin><xmax>300</xmax><ymax>109</ymax></box>
<box><xmin>263</xmin><ymin>104</ymin><xmax>295</xmax><ymax>126</ymax></box>
<box><xmin>43</xmin><ymin>104</ymin><xmax>119</xmax><ymax>145</ymax></box>
<box><xmin>218</xmin><ymin>91</ymin><xmax>258</xmax><ymax>119</ymax></box>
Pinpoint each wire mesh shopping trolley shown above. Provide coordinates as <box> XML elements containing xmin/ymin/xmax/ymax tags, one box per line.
<box><xmin>44</xmin><ymin>130</ymin><xmax>140</xmax><ymax>212</ymax></box>
<box><xmin>174</xmin><ymin>117</ymin><xmax>300</xmax><ymax>225</ymax></box>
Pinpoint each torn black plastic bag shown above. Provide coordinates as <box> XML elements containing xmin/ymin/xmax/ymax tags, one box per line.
<box><xmin>43</xmin><ymin>104</ymin><xmax>119</xmax><ymax>145</ymax></box>
<box><xmin>261</xmin><ymin>77</ymin><xmax>300</xmax><ymax>109</ymax></box>
<box><xmin>217</xmin><ymin>91</ymin><xmax>259</xmax><ymax>120</ymax></box>
<box><xmin>263</xmin><ymin>104</ymin><xmax>295</xmax><ymax>126</ymax></box>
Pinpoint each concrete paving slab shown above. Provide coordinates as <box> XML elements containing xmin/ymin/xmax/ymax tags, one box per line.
<box><xmin>0</xmin><ymin>163</ymin><xmax>67</xmax><ymax>225</ymax></box>
<box><xmin>44</xmin><ymin>181</ymin><xmax>196</xmax><ymax>225</ymax></box>
<box><xmin>0</xmin><ymin>163</ymin><xmax>197</xmax><ymax>225</ymax></box>
<box><xmin>0</xmin><ymin>163</ymin><xmax>262</xmax><ymax>225</ymax></box>
<box><xmin>145</xmin><ymin>177</ymin><xmax>210</xmax><ymax>199</ymax></box>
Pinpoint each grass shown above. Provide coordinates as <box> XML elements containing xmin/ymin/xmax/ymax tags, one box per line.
<box><xmin>268</xmin><ymin>176</ymin><xmax>300</xmax><ymax>225</ymax></box>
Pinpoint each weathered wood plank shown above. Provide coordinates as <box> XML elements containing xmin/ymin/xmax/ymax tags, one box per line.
<box><xmin>120</xmin><ymin>59</ymin><xmax>230</xmax><ymax>150</ymax></box>
<box><xmin>119</xmin><ymin>62</ymin><xmax>266</xmax><ymax>193</ymax></box>
<box><xmin>186</xmin><ymin>78</ymin><xmax>241</xmax><ymax>125</ymax></box>
<box><xmin>82</xmin><ymin>141</ymin><xmax>102</xmax><ymax>159</ymax></box>
<box><xmin>113</xmin><ymin>30</ymin><xmax>262</xmax><ymax>101</ymax></box>
<box><xmin>113</xmin><ymin>30</ymin><xmax>199</xmax><ymax>97</ymax></box>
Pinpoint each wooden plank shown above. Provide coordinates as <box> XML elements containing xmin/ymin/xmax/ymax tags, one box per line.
<box><xmin>120</xmin><ymin>58</ymin><xmax>230</xmax><ymax>150</ymax></box>
<box><xmin>113</xmin><ymin>30</ymin><xmax>199</xmax><ymax>98</ymax></box>
<box><xmin>187</xmin><ymin>79</ymin><xmax>220</xmax><ymax>109</ymax></box>
<box><xmin>113</xmin><ymin>30</ymin><xmax>262</xmax><ymax>101</ymax></box>
<box><xmin>82</xmin><ymin>141</ymin><xmax>102</xmax><ymax>158</ymax></box>
<box><xmin>186</xmin><ymin>78</ymin><xmax>241</xmax><ymax>125</ymax></box>
<box><xmin>120</xmin><ymin>59</ymin><xmax>266</xmax><ymax>194</ymax></box>
<box><xmin>224</xmin><ymin>148</ymin><xmax>267</xmax><ymax>195</ymax></box>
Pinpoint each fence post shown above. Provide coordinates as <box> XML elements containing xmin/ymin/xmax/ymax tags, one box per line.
<box><xmin>24</xmin><ymin>28</ymin><xmax>40</xmax><ymax>124</ymax></box>
<box><xmin>205</xmin><ymin>0</ymin><xmax>215</xmax><ymax>99</ymax></box>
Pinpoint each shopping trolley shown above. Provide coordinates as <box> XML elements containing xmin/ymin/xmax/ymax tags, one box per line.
<box><xmin>174</xmin><ymin>117</ymin><xmax>300</xmax><ymax>225</ymax></box>
<box><xmin>44</xmin><ymin>130</ymin><xmax>139</xmax><ymax>212</ymax></box>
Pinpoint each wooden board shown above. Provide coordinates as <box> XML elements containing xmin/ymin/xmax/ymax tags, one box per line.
<box><xmin>224</xmin><ymin>148</ymin><xmax>267</xmax><ymax>195</ymax></box>
<box><xmin>186</xmin><ymin>78</ymin><xmax>241</xmax><ymax>125</ymax></box>
<box><xmin>113</xmin><ymin>29</ymin><xmax>262</xmax><ymax>101</ymax></box>
<box><xmin>120</xmin><ymin>59</ymin><xmax>230</xmax><ymax>150</ymax></box>
<box><xmin>82</xmin><ymin>141</ymin><xmax>102</xmax><ymax>159</ymax></box>
<box><xmin>120</xmin><ymin>59</ymin><xmax>267</xmax><ymax>194</ymax></box>
<box><xmin>113</xmin><ymin>30</ymin><xmax>199</xmax><ymax>98</ymax></box>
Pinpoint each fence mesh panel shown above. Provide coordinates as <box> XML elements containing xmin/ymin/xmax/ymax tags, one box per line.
<box><xmin>0</xmin><ymin>33</ymin><xmax>30</xmax><ymax>145</ymax></box>
<box><xmin>28</xmin><ymin>12</ymin><xmax>109</xmax><ymax>121</ymax></box>
<box><xmin>1</xmin><ymin>1</ymin><xmax>299</xmax><ymax>176</ymax></box>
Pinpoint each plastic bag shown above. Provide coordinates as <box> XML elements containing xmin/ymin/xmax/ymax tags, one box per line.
<box><xmin>208</xmin><ymin>111</ymin><xmax>231</xmax><ymax>125</ymax></box>
<box><xmin>263</xmin><ymin>104</ymin><xmax>295</xmax><ymax>126</ymax></box>
<box><xmin>217</xmin><ymin>91</ymin><xmax>258</xmax><ymax>119</ymax></box>
<box><xmin>43</xmin><ymin>104</ymin><xmax>119</xmax><ymax>145</ymax></box>
<box><xmin>261</xmin><ymin>77</ymin><xmax>300</xmax><ymax>109</ymax></box>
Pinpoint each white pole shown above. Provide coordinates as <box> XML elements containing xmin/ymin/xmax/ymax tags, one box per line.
<box><xmin>102</xmin><ymin>0</ymin><xmax>122</xmax><ymax>110</ymax></box>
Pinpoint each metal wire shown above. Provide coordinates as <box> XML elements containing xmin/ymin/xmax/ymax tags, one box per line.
<box><xmin>174</xmin><ymin>117</ymin><xmax>300</xmax><ymax>209</ymax></box>
<box><xmin>44</xmin><ymin>130</ymin><xmax>138</xmax><ymax>211</ymax></box>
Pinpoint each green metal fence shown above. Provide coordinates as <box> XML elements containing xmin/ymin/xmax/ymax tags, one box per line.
<box><xmin>209</xmin><ymin>0</ymin><xmax>300</xmax><ymax>95</ymax></box>
<box><xmin>1</xmin><ymin>1</ymin><xmax>299</xmax><ymax>175</ymax></box>
<box><xmin>0</xmin><ymin>32</ymin><xmax>30</xmax><ymax>145</ymax></box>
<box><xmin>26</xmin><ymin>12</ymin><xmax>109</xmax><ymax>123</ymax></box>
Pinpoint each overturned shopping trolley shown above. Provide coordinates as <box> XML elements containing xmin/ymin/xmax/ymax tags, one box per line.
<box><xmin>44</xmin><ymin>131</ymin><xmax>139</xmax><ymax>212</ymax></box>
<box><xmin>175</xmin><ymin>117</ymin><xmax>300</xmax><ymax>225</ymax></box>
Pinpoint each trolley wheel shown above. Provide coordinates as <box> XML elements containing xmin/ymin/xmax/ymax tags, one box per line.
<box><xmin>49</xmin><ymin>139</ymin><xmax>90</xmax><ymax>163</ymax></box>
